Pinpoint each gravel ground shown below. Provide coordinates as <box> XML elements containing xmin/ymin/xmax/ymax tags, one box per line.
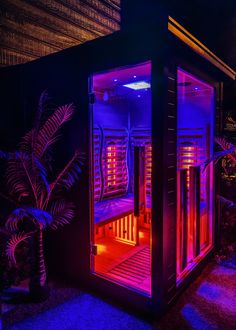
<box><xmin>2</xmin><ymin>262</ymin><xmax>236</xmax><ymax>330</ymax></box>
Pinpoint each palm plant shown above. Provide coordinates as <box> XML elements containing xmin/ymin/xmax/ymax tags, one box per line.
<box><xmin>204</xmin><ymin>137</ymin><xmax>236</xmax><ymax>168</ymax></box>
<box><xmin>205</xmin><ymin>136</ymin><xmax>236</xmax><ymax>264</ymax></box>
<box><xmin>0</xmin><ymin>91</ymin><xmax>83</xmax><ymax>300</ymax></box>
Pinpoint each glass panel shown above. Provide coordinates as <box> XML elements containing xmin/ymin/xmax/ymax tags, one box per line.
<box><xmin>176</xmin><ymin>68</ymin><xmax>214</xmax><ymax>280</ymax></box>
<box><xmin>90</xmin><ymin>62</ymin><xmax>152</xmax><ymax>295</ymax></box>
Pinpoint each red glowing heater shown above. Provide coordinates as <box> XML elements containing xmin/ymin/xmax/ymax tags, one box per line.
<box><xmin>2</xmin><ymin>4</ymin><xmax>235</xmax><ymax>317</ymax></box>
<box><xmin>177</xmin><ymin>126</ymin><xmax>212</xmax><ymax>277</ymax></box>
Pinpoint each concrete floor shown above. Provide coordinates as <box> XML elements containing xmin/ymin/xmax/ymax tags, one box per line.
<box><xmin>2</xmin><ymin>262</ymin><xmax>236</xmax><ymax>330</ymax></box>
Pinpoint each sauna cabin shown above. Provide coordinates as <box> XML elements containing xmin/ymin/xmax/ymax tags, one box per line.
<box><xmin>0</xmin><ymin>12</ymin><xmax>235</xmax><ymax>316</ymax></box>
<box><xmin>90</xmin><ymin>62</ymin><xmax>217</xmax><ymax>299</ymax></box>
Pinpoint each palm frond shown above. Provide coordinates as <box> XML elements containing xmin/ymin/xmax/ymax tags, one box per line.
<box><xmin>19</xmin><ymin>91</ymin><xmax>49</xmax><ymax>154</ymax></box>
<box><xmin>49</xmin><ymin>151</ymin><xmax>83</xmax><ymax>197</ymax></box>
<box><xmin>19</xmin><ymin>129</ymin><xmax>35</xmax><ymax>154</ymax></box>
<box><xmin>34</xmin><ymin>90</ymin><xmax>48</xmax><ymax>131</ymax></box>
<box><xmin>215</xmin><ymin>137</ymin><xmax>234</xmax><ymax>150</ymax></box>
<box><xmin>215</xmin><ymin>137</ymin><xmax>236</xmax><ymax>163</ymax></box>
<box><xmin>33</xmin><ymin>157</ymin><xmax>50</xmax><ymax>202</ymax></box>
<box><xmin>6</xmin><ymin>152</ymin><xmax>33</xmax><ymax>201</ymax></box>
<box><xmin>6</xmin><ymin>151</ymin><xmax>49</xmax><ymax>205</ymax></box>
<box><xmin>6</xmin><ymin>232</ymin><xmax>30</xmax><ymax>264</ymax></box>
<box><xmin>217</xmin><ymin>195</ymin><xmax>236</xmax><ymax>211</ymax></box>
<box><xmin>26</xmin><ymin>207</ymin><xmax>53</xmax><ymax>228</ymax></box>
<box><xmin>203</xmin><ymin>146</ymin><xmax>236</xmax><ymax>170</ymax></box>
<box><xmin>48</xmin><ymin>200</ymin><xmax>75</xmax><ymax>230</ymax></box>
<box><xmin>35</xmin><ymin>103</ymin><xmax>75</xmax><ymax>159</ymax></box>
<box><xmin>5</xmin><ymin>207</ymin><xmax>53</xmax><ymax>232</ymax></box>
<box><xmin>5</xmin><ymin>208</ymin><xmax>29</xmax><ymax>232</ymax></box>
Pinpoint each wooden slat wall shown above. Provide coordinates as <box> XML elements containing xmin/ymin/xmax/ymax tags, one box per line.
<box><xmin>0</xmin><ymin>0</ymin><xmax>120</xmax><ymax>67</ymax></box>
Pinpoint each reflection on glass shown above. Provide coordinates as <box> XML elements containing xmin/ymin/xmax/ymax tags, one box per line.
<box><xmin>177</xmin><ymin>68</ymin><xmax>214</xmax><ymax>280</ymax></box>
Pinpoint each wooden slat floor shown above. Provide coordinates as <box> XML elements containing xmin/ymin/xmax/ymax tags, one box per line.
<box><xmin>94</xmin><ymin>229</ymin><xmax>151</xmax><ymax>294</ymax></box>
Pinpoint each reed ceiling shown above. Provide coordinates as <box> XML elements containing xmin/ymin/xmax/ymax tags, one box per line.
<box><xmin>0</xmin><ymin>0</ymin><xmax>120</xmax><ymax>67</ymax></box>
<box><xmin>0</xmin><ymin>1</ymin><xmax>235</xmax><ymax>70</ymax></box>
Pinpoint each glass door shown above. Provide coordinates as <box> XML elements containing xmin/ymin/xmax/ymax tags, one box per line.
<box><xmin>90</xmin><ymin>62</ymin><xmax>152</xmax><ymax>295</ymax></box>
<box><xmin>176</xmin><ymin>68</ymin><xmax>214</xmax><ymax>281</ymax></box>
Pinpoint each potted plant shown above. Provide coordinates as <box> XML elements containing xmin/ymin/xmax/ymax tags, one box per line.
<box><xmin>0</xmin><ymin>91</ymin><xmax>83</xmax><ymax>301</ymax></box>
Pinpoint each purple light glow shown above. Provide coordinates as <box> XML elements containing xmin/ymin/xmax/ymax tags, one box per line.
<box><xmin>103</xmin><ymin>91</ymin><xmax>109</xmax><ymax>102</ymax></box>
<box><xmin>181</xmin><ymin>304</ymin><xmax>217</xmax><ymax>329</ymax></box>
<box><xmin>93</xmin><ymin>62</ymin><xmax>151</xmax><ymax>93</ymax></box>
<box><xmin>197</xmin><ymin>281</ymin><xmax>236</xmax><ymax>314</ymax></box>
<box><xmin>8</xmin><ymin>294</ymin><xmax>152</xmax><ymax>329</ymax></box>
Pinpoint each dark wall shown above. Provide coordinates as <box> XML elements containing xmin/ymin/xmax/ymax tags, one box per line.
<box><xmin>121</xmin><ymin>0</ymin><xmax>236</xmax><ymax>68</ymax></box>
<box><xmin>121</xmin><ymin>0</ymin><xmax>168</xmax><ymax>32</ymax></box>
<box><xmin>0</xmin><ymin>67</ymin><xmax>26</xmax><ymax>151</ymax></box>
